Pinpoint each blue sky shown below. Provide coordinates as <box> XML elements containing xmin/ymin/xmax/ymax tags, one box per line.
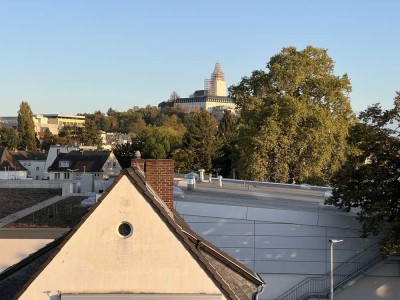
<box><xmin>1</xmin><ymin>0</ymin><xmax>399</xmax><ymax>116</ymax></box>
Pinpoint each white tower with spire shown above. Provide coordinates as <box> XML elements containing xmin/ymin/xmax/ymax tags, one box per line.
<box><xmin>209</xmin><ymin>61</ymin><xmax>226</xmax><ymax>97</ymax></box>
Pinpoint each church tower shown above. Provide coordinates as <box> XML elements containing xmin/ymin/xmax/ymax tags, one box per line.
<box><xmin>209</xmin><ymin>61</ymin><xmax>226</xmax><ymax>97</ymax></box>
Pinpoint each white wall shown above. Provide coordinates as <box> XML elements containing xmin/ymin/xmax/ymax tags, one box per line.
<box><xmin>20</xmin><ymin>160</ymin><xmax>46</xmax><ymax>180</ymax></box>
<box><xmin>0</xmin><ymin>170</ymin><xmax>27</xmax><ymax>180</ymax></box>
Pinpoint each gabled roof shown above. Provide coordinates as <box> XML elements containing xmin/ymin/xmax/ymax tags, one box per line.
<box><xmin>0</xmin><ymin>147</ymin><xmax>27</xmax><ymax>171</ymax></box>
<box><xmin>48</xmin><ymin>150</ymin><xmax>112</xmax><ymax>172</ymax></box>
<box><xmin>10</xmin><ymin>150</ymin><xmax>47</xmax><ymax>161</ymax></box>
<box><xmin>0</xmin><ymin>167</ymin><xmax>264</xmax><ymax>300</ymax></box>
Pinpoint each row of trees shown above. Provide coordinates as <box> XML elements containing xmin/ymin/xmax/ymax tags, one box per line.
<box><xmin>0</xmin><ymin>101</ymin><xmax>37</xmax><ymax>151</ymax></box>
<box><xmin>0</xmin><ymin>102</ymin><xmax>104</xmax><ymax>151</ymax></box>
<box><xmin>1</xmin><ymin>46</ymin><xmax>398</xmax><ymax>255</ymax></box>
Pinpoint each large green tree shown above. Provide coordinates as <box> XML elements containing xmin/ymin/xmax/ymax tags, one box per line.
<box><xmin>17</xmin><ymin>101</ymin><xmax>37</xmax><ymax>150</ymax></box>
<box><xmin>80</xmin><ymin>119</ymin><xmax>103</xmax><ymax>148</ymax></box>
<box><xmin>180</xmin><ymin>109</ymin><xmax>220</xmax><ymax>172</ymax></box>
<box><xmin>0</xmin><ymin>127</ymin><xmax>19</xmax><ymax>149</ymax></box>
<box><xmin>134</xmin><ymin>126</ymin><xmax>182</xmax><ymax>159</ymax></box>
<box><xmin>230</xmin><ymin>46</ymin><xmax>354</xmax><ymax>183</ymax></box>
<box><xmin>327</xmin><ymin>101</ymin><xmax>400</xmax><ymax>256</ymax></box>
<box><xmin>41</xmin><ymin>128</ymin><xmax>57</xmax><ymax>151</ymax></box>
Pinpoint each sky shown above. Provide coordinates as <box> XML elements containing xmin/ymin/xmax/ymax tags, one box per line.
<box><xmin>0</xmin><ymin>0</ymin><xmax>399</xmax><ymax>116</ymax></box>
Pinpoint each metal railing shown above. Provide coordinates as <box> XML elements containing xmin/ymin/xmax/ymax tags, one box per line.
<box><xmin>275</xmin><ymin>242</ymin><xmax>382</xmax><ymax>300</ymax></box>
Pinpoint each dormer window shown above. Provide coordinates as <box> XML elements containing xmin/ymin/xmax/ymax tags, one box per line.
<box><xmin>59</xmin><ymin>160</ymin><xmax>70</xmax><ymax>168</ymax></box>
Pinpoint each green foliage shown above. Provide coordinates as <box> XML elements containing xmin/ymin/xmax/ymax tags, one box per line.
<box><xmin>182</xmin><ymin>109</ymin><xmax>220</xmax><ymax>172</ymax></box>
<box><xmin>0</xmin><ymin>127</ymin><xmax>19</xmax><ymax>149</ymax></box>
<box><xmin>134</xmin><ymin>126</ymin><xmax>183</xmax><ymax>159</ymax></box>
<box><xmin>58</xmin><ymin>125</ymin><xmax>80</xmax><ymax>146</ymax></box>
<box><xmin>214</xmin><ymin>110</ymin><xmax>237</xmax><ymax>177</ymax></box>
<box><xmin>328</xmin><ymin>102</ymin><xmax>400</xmax><ymax>256</ymax></box>
<box><xmin>113</xmin><ymin>142</ymin><xmax>136</xmax><ymax>169</ymax></box>
<box><xmin>230</xmin><ymin>46</ymin><xmax>354</xmax><ymax>183</ymax></box>
<box><xmin>41</xmin><ymin>128</ymin><xmax>57</xmax><ymax>151</ymax></box>
<box><xmin>17</xmin><ymin>101</ymin><xmax>36</xmax><ymax>150</ymax></box>
<box><xmin>172</xmin><ymin>148</ymin><xmax>194</xmax><ymax>173</ymax></box>
<box><xmin>80</xmin><ymin>119</ymin><xmax>102</xmax><ymax>148</ymax></box>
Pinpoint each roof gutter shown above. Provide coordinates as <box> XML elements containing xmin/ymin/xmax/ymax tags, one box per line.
<box><xmin>253</xmin><ymin>274</ymin><xmax>266</xmax><ymax>300</ymax></box>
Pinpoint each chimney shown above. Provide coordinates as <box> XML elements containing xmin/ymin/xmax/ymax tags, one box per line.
<box><xmin>131</xmin><ymin>156</ymin><xmax>174</xmax><ymax>213</ymax></box>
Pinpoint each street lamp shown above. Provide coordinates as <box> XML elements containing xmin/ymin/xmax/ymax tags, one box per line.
<box><xmin>329</xmin><ymin>239</ymin><xmax>343</xmax><ymax>300</ymax></box>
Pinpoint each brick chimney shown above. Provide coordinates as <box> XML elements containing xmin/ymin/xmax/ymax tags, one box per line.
<box><xmin>131</xmin><ymin>157</ymin><xmax>174</xmax><ymax>213</ymax></box>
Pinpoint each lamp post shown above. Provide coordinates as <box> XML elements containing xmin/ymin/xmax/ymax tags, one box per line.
<box><xmin>329</xmin><ymin>239</ymin><xmax>343</xmax><ymax>300</ymax></box>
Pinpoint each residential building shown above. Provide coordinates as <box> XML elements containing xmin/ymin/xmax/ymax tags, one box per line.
<box><xmin>0</xmin><ymin>148</ymin><xmax>27</xmax><ymax>180</ymax></box>
<box><xmin>0</xmin><ymin>160</ymin><xmax>264</xmax><ymax>300</ymax></box>
<box><xmin>43</xmin><ymin>145</ymin><xmax>78</xmax><ymax>179</ymax></box>
<box><xmin>48</xmin><ymin>150</ymin><xmax>122</xmax><ymax>180</ymax></box>
<box><xmin>10</xmin><ymin>150</ymin><xmax>47</xmax><ymax>180</ymax></box>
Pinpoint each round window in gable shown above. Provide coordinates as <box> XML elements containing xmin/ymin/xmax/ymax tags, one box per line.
<box><xmin>117</xmin><ymin>222</ymin><xmax>133</xmax><ymax>238</ymax></box>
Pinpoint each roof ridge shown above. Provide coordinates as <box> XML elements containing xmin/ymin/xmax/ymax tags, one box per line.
<box><xmin>1</xmin><ymin>168</ymin><xmax>247</xmax><ymax>299</ymax></box>
<box><xmin>125</xmin><ymin>168</ymin><xmax>239</xmax><ymax>300</ymax></box>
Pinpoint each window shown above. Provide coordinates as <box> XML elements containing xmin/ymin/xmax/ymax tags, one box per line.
<box><xmin>117</xmin><ymin>222</ymin><xmax>133</xmax><ymax>238</ymax></box>
<box><xmin>54</xmin><ymin>173</ymin><xmax>60</xmax><ymax>179</ymax></box>
<box><xmin>36</xmin><ymin>166</ymin><xmax>39</xmax><ymax>171</ymax></box>
<box><xmin>64</xmin><ymin>173</ymin><xmax>70</xmax><ymax>179</ymax></box>
<box><xmin>36</xmin><ymin>175</ymin><xmax>39</xmax><ymax>180</ymax></box>
<box><xmin>59</xmin><ymin>160</ymin><xmax>70</xmax><ymax>168</ymax></box>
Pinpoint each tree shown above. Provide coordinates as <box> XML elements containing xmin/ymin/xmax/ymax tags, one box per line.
<box><xmin>0</xmin><ymin>127</ymin><xmax>19</xmax><ymax>149</ymax></box>
<box><xmin>113</xmin><ymin>142</ymin><xmax>136</xmax><ymax>169</ymax></box>
<box><xmin>327</xmin><ymin>102</ymin><xmax>400</xmax><ymax>256</ymax></box>
<box><xmin>17</xmin><ymin>101</ymin><xmax>36</xmax><ymax>150</ymax></box>
<box><xmin>229</xmin><ymin>46</ymin><xmax>354</xmax><ymax>183</ymax></box>
<box><xmin>41</xmin><ymin>128</ymin><xmax>57</xmax><ymax>151</ymax></box>
<box><xmin>80</xmin><ymin>119</ymin><xmax>102</xmax><ymax>148</ymax></box>
<box><xmin>58</xmin><ymin>125</ymin><xmax>79</xmax><ymax>145</ymax></box>
<box><xmin>214</xmin><ymin>110</ymin><xmax>237</xmax><ymax>177</ymax></box>
<box><xmin>181</xmin><ymin>109</ymin><xmax>220</xmax><ymax>172</ymax></box>
<box><xmin>134</xmin><ymin>126</ymin><xmax>182</xmax><ymax>159</ymax></box>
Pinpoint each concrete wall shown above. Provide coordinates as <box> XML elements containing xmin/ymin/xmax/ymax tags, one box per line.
<box><xmin>0</xmin><ymin>179</ymin><xmax>74</xmax><ymax>189</ymax></box>
<box><xmin>336</xmin><ymin>258</ymin><xmax>400</xmax><ymax>300</ymax></box>
<box><xmin>176</xmin><ymin>201</ymin><xmax>381</xmax><ymax>300</ymax></box>
<box><xmin>0</xmin><ymin>170</ymin><xmax>27</xmax><ymax>180</ymax></box>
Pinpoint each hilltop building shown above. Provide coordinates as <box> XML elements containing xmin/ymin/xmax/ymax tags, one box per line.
<box><xmin>159</xmin><ymin>62</ymin><xmax>236</xmax><ymax>113</ymax></box>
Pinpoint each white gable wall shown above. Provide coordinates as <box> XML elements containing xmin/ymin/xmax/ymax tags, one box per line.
<box><xmin>18</xmin><ymin>175</ymin><xmax>226</xmax><ymax>300</ymax></box>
